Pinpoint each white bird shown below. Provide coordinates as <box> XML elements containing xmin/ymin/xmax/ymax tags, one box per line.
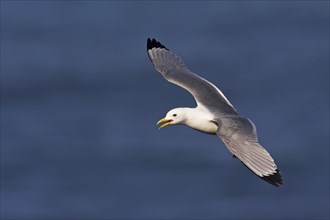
<box><xmin>147</xmin><ymin>38</ymin><xmax>283</xmax><ymax>187</ymax></box>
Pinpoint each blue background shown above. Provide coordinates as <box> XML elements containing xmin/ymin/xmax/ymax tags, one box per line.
<box><xmin>1</xmin><ymin>1</ymin><xmax>329</xmax><ymax>219</ymax></box>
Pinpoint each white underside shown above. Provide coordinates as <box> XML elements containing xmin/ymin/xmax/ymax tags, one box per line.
<box><xmin>183</xmin><ymin>106</ymin><xmax>218</xmax><ymax>134</ymax></box>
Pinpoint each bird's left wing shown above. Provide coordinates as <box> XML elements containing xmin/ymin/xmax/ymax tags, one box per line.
<box><xmin>147</xmin><ymin>38</ymin><xmax>237</xmax><ymax>115</ymax></box>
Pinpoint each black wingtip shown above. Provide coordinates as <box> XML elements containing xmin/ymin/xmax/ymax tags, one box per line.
<box><xmin>147</xmin><ymin>38</ymin><xmax>168</xmax><ymax>51</ymax></box>
<box><xmin>261</xmin><ymin>169</ymin><xmax>283</xmax><ymax>187</ymax></box>
<box><xmin>237</xmin><ymin>159</ymin><xmax>283</xmax><ymax>187</ymax></box>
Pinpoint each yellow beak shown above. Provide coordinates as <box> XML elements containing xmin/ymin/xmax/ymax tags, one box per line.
<box><xmin>157</xmin><ymin>118</ymin><xmax>173</xmax><ymax>129</ymax></box>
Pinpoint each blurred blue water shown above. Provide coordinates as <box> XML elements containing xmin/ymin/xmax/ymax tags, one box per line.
<box><xmin>1</xmin><ymin>1</ymin><xmax>329</xmax><ymax>219</ymax></box>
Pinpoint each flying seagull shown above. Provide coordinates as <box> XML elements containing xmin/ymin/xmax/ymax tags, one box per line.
<box><xmin>147</xmin><ymin>38</ymin><xmax>283</xmax><ymax>187</ymax></box>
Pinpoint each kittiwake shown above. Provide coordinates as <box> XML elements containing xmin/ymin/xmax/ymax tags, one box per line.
<box><xmin>147</xmin><ymin>38</ymin><xmax>283</xmax><ymax>187</ymax></box>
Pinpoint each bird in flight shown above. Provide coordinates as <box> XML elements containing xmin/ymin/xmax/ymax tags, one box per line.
<box><xmin>147</xmin><ymin>38</ymin><xmax>283</xmax><ymax>187</ymax></box>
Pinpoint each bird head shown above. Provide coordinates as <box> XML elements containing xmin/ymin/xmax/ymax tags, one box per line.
<box><xmin>157</xmin><ymin>108</ymin><xmax>185</xmax><ymax>129</ymax></box>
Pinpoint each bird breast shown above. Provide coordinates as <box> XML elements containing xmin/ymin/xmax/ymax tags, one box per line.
<box><xmin>184</xmin><ymin>108</ymin><xmax>218</xmax><ymax>134</ymax></box>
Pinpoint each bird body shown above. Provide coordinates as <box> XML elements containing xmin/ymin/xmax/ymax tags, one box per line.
<box><xmin>147</xmin><ymin>38</ymin><xmax>283</xmax><ymax>186</ymax></box>
<box><xmin>163</xmin><ymin>107</ymin><xmax>218</xmax><ymax>134</ymax></box>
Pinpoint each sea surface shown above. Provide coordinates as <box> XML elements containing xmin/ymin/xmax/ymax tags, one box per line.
<box><xmin>1</xmin><ymin>1</ymin><xmax>329</xmax><ymax>219</ymax></box>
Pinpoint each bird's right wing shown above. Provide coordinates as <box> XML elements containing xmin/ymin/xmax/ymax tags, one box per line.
<box><xmin>217</xmin><ymin>116</ymin><xmax>283</xmax><ymax>186</ymax></box>
<box><xmin>147</xmin><ymin>38</ymin><xmax>237</xmax><ymax>115</ymax></box>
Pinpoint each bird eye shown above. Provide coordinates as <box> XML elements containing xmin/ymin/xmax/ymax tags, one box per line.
<box><xmin>173</xmin><ymin>114</ymin><xmax>177</xmax><ymax>117</ymax></box>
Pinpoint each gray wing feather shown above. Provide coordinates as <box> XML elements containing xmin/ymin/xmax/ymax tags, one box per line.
<box><xmin>147</xmin><ymin>38</ymin><xmax>237</xmax><ymax>115</ymax></box>
<box><xmin>217</xmin><ymin>116</ymin><xmax>282</xmax><ymax>186</ymax></box>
